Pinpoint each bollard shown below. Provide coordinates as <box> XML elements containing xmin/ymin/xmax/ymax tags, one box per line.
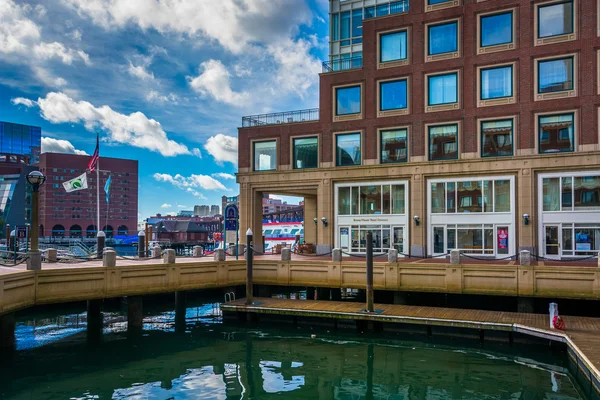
<box><xmin>193</xmin><ymin>245</ymin><xmax>203</xmax><ymax>257</ymax></box>
<box><xmin>388</xmin><ymin>249</ymin><xmax>398</xmax><ymax>263</ymax></box>
<box><xmin>366</xmin><ymin>232</ymin><xmax>374</xmax><ymax>313</ymax></box>
<box><xmin>96</xmin><ymin>231</ymin><xmax>105</xmax><ymax>259</ymax></box>
<box><xmin>520</xmin><ymin>250</ymin><xmax>531</xmax><ymax>267</ymax></box>
<box><xmin>332</xmin><ymin>248</ymin><xmax>342</xmax><ymax>262</ymax></box>
<box><xmin>151</xmin><ymin>246</ymin><xmax>161</xmax><ymax>258</ymax></box>
<box><xmin>46</xmin><ymin>248</ymin><xmax>57</xmax><ymax>263</ymax></box>
<box><xmin>450</xmin><ymin>249</ymin><xmax>460</xmax><ymax>264</ymax></box>
<box><xmin>103</xmin><ymin>250</ymin><xmax>117</xmax><ymax>267</ymax></box>
<box><xmin>214</xmin><ymin>248</ymin><xmax>226</xmax><ymax>262</ymax></box>
<box><xmin>26</xmin><ymin>251</ymin><xmax>41</xmax><ymax>271</ymax></box>
<box><xmin>246</xmin><ymin>228</ymin><xmax>254</xmax><ymax>306</ymax></box>
<box><xmin>163</xmin><ymin>248</ymin><xmax>176</xmax><ymax>264</ymax></box>
<box><xmin>137</xmin><ymin>231</ymin><xmax>146</xmax><ymax>258</ymax></box>
<box><xmin>8</xmin><ymin>230</ymin><xmax>14</xmax><ymax>252</ymax></box>
<box><xmin>281</xmin><ymin>247</ymin><xmax>291</xmax><ymax>261</ymax></box>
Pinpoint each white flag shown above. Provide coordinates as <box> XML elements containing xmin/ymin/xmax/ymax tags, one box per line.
<box><xmin>63</xmin><ymin>173</ymin><xmax>88</xmax><ymax>193</ymax></box>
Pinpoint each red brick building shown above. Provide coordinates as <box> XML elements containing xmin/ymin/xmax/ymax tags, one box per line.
<box><xmin>237</xmin><ymin>0</ymin><xmax>600</xmax><ymax>259</ymax></box>
<box><xmin>38</xmin><ymin>153</ymin><xmax>138</xmax><ymax>238</ymax></box>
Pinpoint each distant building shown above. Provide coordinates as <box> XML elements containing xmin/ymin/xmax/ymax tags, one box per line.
<box><xmin>38</xmin><ymin>153</ymin><xmax>138</xmax><ymax>238</ymax></box>
<box><xmin>177</xmin><ymin>210</ymin><xmax>193</xmax><ymax>217</ymax></box>
<box><xmin>0</xmin><ymin>121</ymin><xmax>41</xmax><ymax>164</ymax></box>
<box><xmin>147</xmin><ymin>214</ymin><xmax>222</xmax><ymax>241</ymax></box>
<box><xmin>210</xmin><ymin>205</ymin><xmax>220</xmax><ymax>216</ymax></box>
<box><xmin>194</xmin><ymin>205</ymin><xmax>210</xmax><ymax>217</ymax></box>
<box><xmin>154</xmin><ymin>220</ymin><xmax>208</xmax><ymax>243</ymax></box>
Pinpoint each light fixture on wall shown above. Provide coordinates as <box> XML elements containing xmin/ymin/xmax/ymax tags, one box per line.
<box><xmin>313</xmin><ymin>217</ymin><xmax>318</xmax><ymax>225</ymax></box>
<box><xmin>413</xmin><ymin>215</ymin><xmax>420</xmax><ymax>226</ymax></box>
<box><xmin>321</xmin><ymin>217</ymin><xmax>328</xmax><ymax>227</ymax></box>
<box><xmin>522</xmin><ymin>214</ymin><xmax>530</xmax><ymax>226</ymax></box>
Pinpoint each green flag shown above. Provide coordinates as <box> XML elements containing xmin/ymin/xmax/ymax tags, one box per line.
<box><xmin>62</xmin><ymin>173</ymin><xmax>88</xmax><ymax>193</ymax></box>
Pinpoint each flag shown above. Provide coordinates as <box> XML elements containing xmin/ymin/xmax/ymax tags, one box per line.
<box><xmin>87</xmin><ymin>133</ymin><xmax>99</xmax><ymax>171</ymax></box>
<box><xmin>104</xmin><ymin>174</ymin><xmax>111</xmax><ymax>203</ymax></box>
<box><xmin>63</xmin><ymin>173</ymin><xmax>88</xmax><ymax>193</ymax></box>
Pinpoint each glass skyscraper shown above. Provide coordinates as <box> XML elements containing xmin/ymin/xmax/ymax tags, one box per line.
<box><xmin>0</xmin><ymin>121</ymin><xmax>42</xmax><ymax>164</ymax></box>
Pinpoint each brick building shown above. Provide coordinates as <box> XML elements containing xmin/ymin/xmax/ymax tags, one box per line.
<box><xmin>237</xmin><ymin>0</ymin><xmax>600</xmax><ymax>259</ymax></box>
<box><xmin>38</xmin><ymin>153</ymin><xmax>138</xmax><ymax>238</ymax></box>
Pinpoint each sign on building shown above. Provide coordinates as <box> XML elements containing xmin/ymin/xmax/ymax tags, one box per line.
<box><xmin>224</xmin><ymin>204</ymin><xmax>239</xmax><ymax>244</ymax></box>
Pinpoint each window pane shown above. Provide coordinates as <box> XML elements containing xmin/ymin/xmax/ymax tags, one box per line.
<box><xmin>376</xmin><ymin>4</ymin><xmax>389</xmax><ymax>16</ymax></box>
<box><xmin>481</xmin><ymin>119</ymin><xmax>513</xmax><ymax>157</ymax></box>
<box><xmin>352</xmin><ymin>9</ymin><xmax>362</xmax><ymax>39</ymax></box>
<box><xmin>338</xmin><ymin>187</ymin><xmax>351</xmax><ymax>215</ymax></box>
<box><xmin>380</xmin><ymin>80</ymin><xmax>407</xmax><ymax>111</ymax></box>
<box><xmin>457</xmin><ymin>181</ymin><xmax>482</xmax><ymax>213</ymax></box>
<box><xmin>481</xmin><ymin>11</ymin><xmax>512</xmax><ymax>47</ymax></box>
<box><xmin>360</xmin><ymin>186</ymin><xmax>381</xmax><ymax>214</ymax></box>
<box><xmin>383</xmin><ymin>185</ymin><xmax>391</xmax><ymax>214</ymax></box>
<box><xmin>458</xmin><ymin>228</ymin><xmax>483</xmax><ymax>253</ymax></box>
<box><xmin>429</xmin><ymin>0</ymin><xmax>452</xmax><ymax>4</ymax></box>
<box><xmin>543</xmin><ymin>177</ymin><xmax>560</xmax><ymax>211</ymax></box>
<box><xmin>494</xmin><ymin>180</ymin><xmax>511</xmax><ymax>212</ymax></box>
<box><xmin>428</xmin><ymin>21</ymin><xmax>458</xmax><ymax>55</ymax></box>
<box><xmin>429</xmin><ymin>124</ymin><xmax>458</xmax><ymax>161</ymax></box>
<box><xmin>431</xmin><ymin>182</ymin><xmax>445</xmax><ymax>213</ymax></box>
<box><xmin>392</xmin><ymin>184</ymin><xmax>405</xmax><ymax>214</ymax></box>
<box><xmin>364</xmin><ymin>6</ymin><xmax>375</xmax><ymax>19</ymax></box>
<box><xmin>336</xmin><ymin>133</ymin><xmax>361</xmax><ymax>166</ymax></box>
<box><xmin>336</xmin><ymin>86</ymin><xmax>361</xmax><ymax>115</ymax></box>
<box><xmin>483</xmin><ymin>180</ymin><xmax>493</xmax><ymax>212</ymax></box>
<box><xmin>539</xmin><ymin>113</ymin><xmax>574</xmax><ymax>153</ymax></box>
<box><xmin>428</xmin><ymin>73</ymin><xmax>457</xmax><ymax>105</ymax></box>
<box><xmin>293</xmin><ymin>137</ymin><xmax>318</xmax><ymax>169</ymax></box>
<box><xmin>574</xmin><ymin>176</ymin><xmax>600</xmax><ymax>210</ymax></box>
<box><xmin>341</xmin><ymin>11</ymin><xmax>351</xmax><ymax>41</ymax></box>
<box><xmin>351</xmin><ymin>186</ymin><xmax>359</xmax><ymax>214</ymax></box>
<box><xmin>538</xmin><ymin>58</ymin><xmax>573</xmax><ymax>93</ymax></box>
<box><xmin>390</xmin><ymin>1</ymin><xmax>408</xmax><ymax>14</ymax></box>
<box><xmin>562</xmin><ymin>177</ymin><xmax>573</xmax><ymax>210</ymax></box>
<box><xmin>447</xmin><ymin>182</ymin><xmax>456</xmax><ymax>213</ymax></box>
<box><xmin>538</xmin><ymin>1</ymin><xmax>573</xmax><ymax>38</ymax></box>
<box><xmin>481</xmin><ymin>66</ymin><xmax>512</xmax><ymax>99</ymax></box>
<box><xmin>381</xmin><ymin>129</ymin><xmax>408</xmax><ymax>164</ymax></box>
<box><xmin>254</xmin><ymin>141</ymin><xmax>276</xmax><ymax>171</ymax></box>
<box><xmin>332</xmin><ymin>13</ymin><xmax>339</xmax><ymax>41</ymax></box>
<box><xmin>380</xmin><ymin>31</ymin><xmax>407</xmax><ymax>62</ymax></box>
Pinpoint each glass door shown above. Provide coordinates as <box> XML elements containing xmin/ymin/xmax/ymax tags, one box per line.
<box><xmin>432</xmin><ymin>225</ymin><xmax>445</xmax><ymax>255</ymax></box>
<box><xmin>392</xmin><ymin>226</ymin><xmax>405</xmax><ymax>255</ymax></box>
<box><xmin>544</xmin><ymin>225</ymin><xmax>561</xmax><ymax>259</ymax></box>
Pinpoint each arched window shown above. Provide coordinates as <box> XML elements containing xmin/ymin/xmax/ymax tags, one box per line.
<box><xmin>86</xmin><ymin>225</ymin><xmax>97</xmax><ymax>238</ymax></box>
<box><xmin>103</xmin><ymin>225</ymin><xmax>114</xmax><ymax>238</ymax></box>
<box><xmin>52</xmin><ymin>225</ymin><xmax>65</xmax><ymax>237</ymax></box>
<box><xmin>70</xmin><ymin>225</ymin><xmax>82</xmax><ymax>238</ymax></box>
<box><xmin>117</xmin><ymin>225</ymin><xmax>129</xmax><ymax>236</ymax></box>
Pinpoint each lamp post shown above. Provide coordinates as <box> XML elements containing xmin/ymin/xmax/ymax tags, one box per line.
<box><xmin>26</xmin><ymin>171</ymin><xmax>46</xmax><ymax>270</ymax></box>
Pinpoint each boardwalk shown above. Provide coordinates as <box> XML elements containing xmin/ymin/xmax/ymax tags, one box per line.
<box><xmin>222</xmin><ymin>297</ymin><xmax>600</xmax><ymax>386</ymax></box>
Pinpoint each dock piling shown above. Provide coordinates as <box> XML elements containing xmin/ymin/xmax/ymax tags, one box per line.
<box><xmin>366</xmin><ymin>231</ymin><xmax>374</xmax><ymax>313</ymax></box>
<box><xmin>246</xmin><ymin>228</ymin><xmax>253</xmax><ymax>306</ymax></box>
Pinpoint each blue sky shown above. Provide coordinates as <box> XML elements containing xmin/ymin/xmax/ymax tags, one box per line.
<box><xmin>0</xmin><ymin>0</ymin><xmax>328</xmax><ymax>219</ymax></box>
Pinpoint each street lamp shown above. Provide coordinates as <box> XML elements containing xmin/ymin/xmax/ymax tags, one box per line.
<box><xmin>26</xmin><ymin>171</ymin><xmax>46</xmax><ymax>264</ymax></box>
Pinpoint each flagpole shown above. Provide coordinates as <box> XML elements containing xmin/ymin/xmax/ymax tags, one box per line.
<box><xmin>96</xmin><ymin>144</ymin><xmax>100</xmax><ymax>235</ymax></box>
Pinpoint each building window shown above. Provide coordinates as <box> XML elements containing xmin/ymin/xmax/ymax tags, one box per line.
<box><xmin>336</xmin><ymin>133</ymin><xmax>361</xmax><ymax>167</ymax></box>
<box><xmin>340</xmin><ymin>11</ymin><xmax>350</xmax><ymax>46</ymax></box>
<box><xmin>538</xmin><ymin>113</ymin><xmax>574</xmax><ymax>153</ymax></box>
<box><xmin>481</xmin><ymin>119</ymin><xmax>514</xmax><ymax>157</ymax></box>
<box><xmin>431</xmin><ymin>178</ymin><xmax>511</xmax><ymax>214</ymax></box>
<box><xmin>335</xmin><ymin>85</ymin><xmax>361</xmax><ymax>116</ymax></box>
<box><xmin>428</xmin><ymin>124</ymin><xmax>458</xmax><ymax>161</ymax></box>
<box><xmin>428</xmin><ymin>21</ymin><xmax>458</xmax><ymax>56</ymax></box>
<box><xmin>427</xmin><ymin>72</ymin><xmax>458</xmax><ymax>106</ymax></box>
<box><xmin>542</xmin><ymin>174</ymin><xmax>600</xmax><ymax>212</ymax></box>
<box><xmin>380</xmin><ymin>129</ymin><xmax>408</xmax><ymax>164</ymax></box>
<box><xmin>253</xmin><ymin>141</ymin><xmax>277</xmax><ymax>171</ymax></box>
<box><xmin>380</xmin><ymin>30</ymin><xmax>407</xmax><ymax>64</ymax></box>
<box><xmin>480</xmin><ymin>10</ymin><xmax>513</xmax><ymax>49</ymax></box>
<box><xmin>425</xmin><ymin>0</ymin><xmax>459</xmax><ymax>12</ymax></box>
<box><xmin>293</xmin><ymin>137</ymin><xmax>318</xmax><ymax>169</ymax></box>
<box><xmin>538</xmin><ymin>57</ymin><xmax>573</xmax><ymax>94</ymax></box>
<box><xmin>380</xmin><ymin>79</ymin><xmax>408</xmax><ymax>112</ymax></box>
<box><xmin>538</xmin><ymin>1</ymin><xmax>573</xmax><ymax>39</ymax></box>
<box><xmin>480</xmin><ymin>65</ymin><xmax>513</xmax><ymax>100</ymax></box>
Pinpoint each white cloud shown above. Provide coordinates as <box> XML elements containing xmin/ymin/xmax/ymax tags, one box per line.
<box><xmin>234</xmin><ymin>64</ymin><xmax>251</xmax><ymax>77</ymax></box>
<box><xmin>188</xmin><ymin>60</ymin><xmax>249</xmax><ymax>106</ymax></box>
<box><xmin>22</xmin><ymin>92</ymin><xmax>191</xmax><ymax>157</ymax></box>
<box><xmin>212</xmin><ymin>172</ymin><xmax>235</xmax><ymax>180</ymax></box>
<box><xmin>153</xmin><ymin>173</ymin><xmax>227</xmax><ymax>191</ymax></box>
<box><xmin>70</xmin><ymin>29</ymin><xmax>82</xmax><ymax>41</ymax></box>
<box><xmin>33</xmin><ymin>67</ymin><xmax>68</xmax><ymax>88</ymax></box>
<box><xmin>128</xmin><ymin>63</ymin><xmax>154</xmax><ymax>80</ymax></box>
<box><xmin>166</xmin><ymin>211</ymin><xmax>177</xmax><ymax>216</ymax></box>
<box><xmin>160</xmin><ymin>203</ymin><xmax>171</xmax><ymax>209</ymax></box>
<box><xmin>268</xmin><ymin>38</ymin><xmax>321</xmax><ymax>98</ymax></box>
<box><xmin>177</xmin><ymin>205</ymin><xmax>189</xmax><ymax>209</ymax></box>
<box><xmin>41</xmin><ymin>137</ymin><xmax>88</xmax><ymax>155</ymax></box>
<box><xmin>11</xmin><ymin>97</ymin><xmax>35</xmax><ymax>107</ymax></box>
<box><xmin>34</xmin><ymin>42</ymin><xmax>91</xmax><ymax>65</ymax></box>
<box><xmin>204</xmin><ymin>134</ymin><xmax>237</xmax><ymax>165</ymax></box>
<box><xmin>146</xmin><ymin>90</ymin><xmax>178</xmax><ymax>104</ymax></box>
<box><xmin>192</xmin><ymin>148</ymin><xmax>202</xmax><ymax>158</ymax></box>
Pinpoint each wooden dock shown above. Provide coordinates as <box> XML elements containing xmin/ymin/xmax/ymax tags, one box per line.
<box><xmin>222</xmin><ymin>297</ymin><xmax>600</xmax><ymax>393</ymax></box>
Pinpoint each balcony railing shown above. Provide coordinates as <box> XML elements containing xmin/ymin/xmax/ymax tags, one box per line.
<box><xmin>242</xmin><ymin>108</ymin><xmax>319</xmax><ymax>128</ymax></box>
<box><xmin>322</xmin><ymin>56</ymin><xmax>363</xmax><ymax>73</ymax></box>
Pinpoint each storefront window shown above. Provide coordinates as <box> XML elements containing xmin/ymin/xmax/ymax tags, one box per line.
<box><xmin>543</xmin><ymin>175</ymin><xmax>600</xmax><ymax>211</ymax></box>
<box><xmin>338</xmin><ymin>187</ymin><xmax>351</xmax><ymax>215</ymax></box>
<box><xmin>432</xmin><ymin>179</ymin><xmax>511</xmax><ymax>214</ymax></box>
<box><xmin>360</xmin><ymin>186</ymin><xmax>382</xmax><ymax>214</ymax></box>
<box><xmin>543</xmin><ymin>177</ymin><xmax>560</xmax><ymax>211</ymax></box>
<box><xmin>457</xmin><ymin>181</ymin><xmax>482</xmax><ymax>213</ymax></box>
<box><xmin>392</xmin><ymin>184</ymin><xmax>405</xmax><ymax>214</ymax></box>
<box><xmin>337</xmin><ymin>183</ymin><xmax>407</xmax><ymax>216</ymax></box>
<box><xmin>351</xmin><ymin>186</ymin><xmax>359</xmax><ymax>214</ymax></box>
<box><xmin>383</xmin><ymin>186</ymin><xmax>391</xmax><ymax>214</ymax></box>
<box><xmin>431</xmin><ymin>182</ymin><xmax>445</xmax><ymax>213</ymax></box>
<box><xmin>574</xmin><ymin>176</ymin><xmax>600</xmax><ymax>210</ymax></box>
<box><xmin>494</xmin><ymin>180</ymin><xmax>511</xmax><ymax>212</ymax></box>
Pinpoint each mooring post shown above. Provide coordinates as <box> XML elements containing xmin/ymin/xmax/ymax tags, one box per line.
<box><xmin>96</xmin><ymin>231</ymin><xmax>105</xmax><ymax>259</ymax></box>
<box><xmin>366</xmin><ymin>231</ymin><xmax>374</xmax><ymax>313</ymax></box>
<box><xmin>137</xmin><ymin>230</ymin><xmax>146</xmax><ymax>258</ymax></box>
<box><xmin>246</xmin><ymin>228</ymin><xmax>253</xmax><ymax>306</ymax></box>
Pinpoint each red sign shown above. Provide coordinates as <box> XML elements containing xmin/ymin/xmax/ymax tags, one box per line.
<box><xmin>498</xmin><ymin>229</ymin><xmax>508</xmax><ymax>249</ymax></box>
<box><xmin>213</xmin><ymin>232</ymin><xmax>222</xmax><ymax>241</ymax></box>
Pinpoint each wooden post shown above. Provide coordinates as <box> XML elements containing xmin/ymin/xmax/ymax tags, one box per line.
<box><xmin>246</xmin><ymin>228</ymin><xmax>253</xmax><ymax>306</ymax></box>
<box><xmin>366</xmin><ymin>232</ymin><xmax>374</xmax><ymax>313</ymax></box>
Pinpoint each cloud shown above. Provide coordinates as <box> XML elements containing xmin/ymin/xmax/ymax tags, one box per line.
<box><xmin>153</xmin><ymin>172</ymin><xmax>227</xmax><ymax>191</ymax></box>
<box><xmin>268</xmin><ymin>38</ymin><xmax>321</xmax><ymax>98</ymax></box>
<box><xmin>188</xmin><ymin>60</ymin><xmax>249</xmax><ymax>106</ymax></box>
<box><xmin>11</xmin><ymin>97</ymin><xmax>36</xmax><ymax>107</ymax></box>
<box><xmin>41</xmin><ymin>137</ymin><xmax>89</xmax><ymax>155</ymax></box>
<box><xmin>177</xmin><ymin>205</ymin><xmax>189</xmax><ymax>209</ymax></box>
<box><xmin>204</xmin><ymin>134</ymin><xmax>237</xmax><ymax>165</ymax></box>
<box><xmin>166</xmin><ymin>211</ymin><xmax>177</xmax><ymax>216</ymax></box>
<box><xmin>21</xmin><ymin>92</ymin><xmax>191</xmax><ymax>157</ymax></box>
<box><xmin>128</xmin><ymin>63</ymin><xmax>154</xmax><ymax>80</ymax></box>
<box><xmin>33</xmin><ymin>67</ymin><xmax>68</xmax><ymax>88</ymax></box>
<box><xmin>33</xmin><ymin>42</ymin><xmax>91</xmax><ymax>65</ymax></box>
<box><xmin>192</xmin><ymin>148</ymin><xmax>202</xmax><ymax>158</ymax></box>
<box><xmin>160</xmin><ymin>203</ymin><xmax>171</xmax><ymax>209</ymax></box>
<box><xmin>212</xmin><ymin>172</ymin><xmax>235</xmax><ymax>180</ymax></box>
<box><xmin>146</xmin><ymin>90</ymin><xmax>178</xmax><ymax>104</ymax></box>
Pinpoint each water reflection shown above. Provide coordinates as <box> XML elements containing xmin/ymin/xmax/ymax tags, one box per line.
<box><xmin>0</xmin><ymin>300</ymin><xmax>587</xmax><ymax>400</ymax></box>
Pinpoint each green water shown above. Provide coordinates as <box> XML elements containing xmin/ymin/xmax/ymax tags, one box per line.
<box><xmin>0</xmin><ymin>298</ymin><xmax>587</xmax><ymax>399</ymax></box>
